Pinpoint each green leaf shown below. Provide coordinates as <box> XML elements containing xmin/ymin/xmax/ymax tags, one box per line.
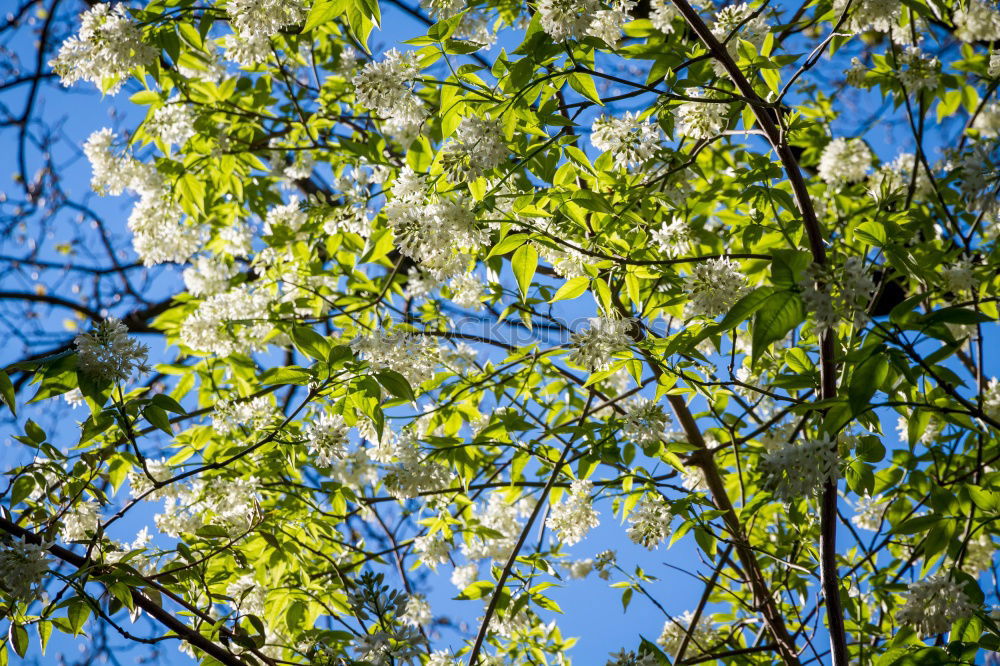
<box><xmin>751</xmin><ymin>290</ymin><xmax>804</xmax><ymax>363</ymax></box>
<box><xmin>549</xmin><ymin>276</ymin><xmax>589</xmax><ymax>303</ymax></box>
<box><xmin>456</xmin><ymin>580</ymin><xmax>493</xmax><ymax>600</ymax></box>
<box><xmin>37</xmin><ymin>620</ymin><xmax>52</xmax><ymax>655</ymax></box>
<box><xmin>770</xmin><ymin>249</ymin><xmax>811</xmax><ymax>287</ymax></box>
<box><xmin>856</xmin><ymin>220</ymin><xmax>887</xmax><ymax>246</ymax></box>
<box><xmin>848</xmin><ymin>352</ymin><xmax>889</xmax><ymax>414</ymax></box>
<box><xmin>150</xmin><ymin>393</ymin><xmax>186</xmax><ymax>414</ymax></box>
<box><xmin>142</xmin><ymin>405</ymin><xmax>173</xmax><ymax>436</ymax></box>
<box><xmin>0</xmin><ymin>369</ymin><xmax>16</xmax><ymax>415</ymax></box>
<box><xmin>568</xmin><ymin>72</ymin><xmax>603</xmax><ymax>105</ymax></box>
<box><xmin>375</xmin><ymin>369</ymin><xmax>416</xmax><ymax>402</ymax></box>
<box><xmin>291</xmin><ymin>325</ymin><xmax>330</xmax><ymax>361</ymax></box>
<box><xmin>25</xmin><ymin>419</ymin><xmax>46</xmax><ymax>444</ymax></box>
<box><xmin>67</xmin><ymin>599</ymin><xmax>91</xmax><ymax>635</ymax></box>
<box><xmin>511</xmin><ymin>244</ymin><xmax>538</xmax><ymax>301</ymax></box>
<box><xmin>891</xmin><ymin>514</ymin><xmax>942</xmax><ymax>535</ymax></box>
<box><xmin>303</xmin><ymin>0</ymin><xmax>341</xmax><ymax>33</ymax></box>
<box><xmin>260</xmin><ymin>366</ymin><xmax>313</xmax><ymax>385</ymax></box>
<box><xmin>8</xmin><ymin>624</ymin><xmax>27</xmax><ymax>658</ymax></box>
<box><xmin>716</xmin><ymin>286</ymin><xmax>775</xmax><ymax>331</ymax></box>
<box><xmin>920</xmin><ymin>307</ymin><xmax>994</xmax><ymax>326</ymax></box>
<box><xmin>486</xmin><ymin>233</ymin><xmax>528</xmax><ymax>259</ymax></box>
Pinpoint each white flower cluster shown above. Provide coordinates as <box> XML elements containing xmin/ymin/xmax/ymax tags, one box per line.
<box><xmin>895</xmin><ymin>574</ymin><xmax>977</xmax><ymax>635</ymax></box>
<box><xmin>991</xmin><ymin>49</ymin><xmax>1000</xmax><ymax>77</ymax></box>
<box><xmin>650</xmin><ymin>0</ymin><xmax>680</xmax><ymax>33</ymax></box>
<box><xmin>568</xmin><ymin>317</ymin><xmax>633</xmax><ymax>372</ymax></box>
<box><xmin>212</xmin><ymin>396</ymin><xmax>276</xmax><ymax>435</ymax></box>
<box><xmin>818</xmin><ymin>137</ymin><xmax>872</xmax><ymax>187</ymax></box>
<box><xmin>546</xmin><ymin>479</ymin><xmax>600</xmax><ymax>545</ymax></box>
<box><xmin>946</xmin><ymin>145</ymin><xmax>1000</xmax><ymax>226</ymax></box>
<box><xmin>379</xmin><ymin>432</ymin><xmax>454</xmax><ymax>500</ymax></box>
<box><xmin>954</xmin><ymin>0</ymin><xmax>1000</xmax><ymax>42</ymax></box>
<box><xmin>61</xmin><ymin>500</ymin><xmax>102</xmax><ymax>542</ymax></box>
<box><xmin>441</xmin><ymin>116</ymin><xmax>507</xmax><ymax>180</ymax></box>
<box><xmin>448</xmin><ymin>272</ymin><xmax>486</xmax><ymax>310</ymax></box>
<box><xmin>621</xmin><ymin>398</ymin><xmax>670</xmax><ymax>447</ymax></box>
<box><xmin>650</xmin><ymin>216</ymin><xmax>690</xmax><ymax>257</ymax></box>
<box><xmin>49</xmin><ymin>4</ymin><xmax>155</xmax><ymax>94</ymax></box>
<box><xmin>147</xmin><ymin>101</ymin><xmax>197</xmax><ymax>148</ymax></box>
<box><xmin>587</xmin><ymin>0</ymin><xmax>637</xmax><ymax>46</ymax></box>
<box><xmin>384</xmin><ymin>168</ymin><xmax>486</xmax><ymax>278</ymax></box>
<box><xmin>183</xmin><ymin>256</ymin><xmax>238</xmax><ymax>297</ymax></box>
<box><xmin>867</xmin><ymin>152</ymin><xmax>933</xmax><ymax>201</ymax></box>
<box><xmin>759</xmin><ymin>437</ymin><xmax>839</xmax><ymax>500</ymax></box>
<box><xmin>566</xmin><ymin>558</ymin><xmax>594</xmax><ymax>579</ymax></box>
<box><xmin>657</xmin><ymin>611</ymin><xmax>718</xmax><ymax>657</ymax></box>
<box><xmin>833</xmin><ymin>0</ymin><xmax>900</xmax><ymax>35</ymax></box>
<box><xmin>74</xmin><ymin>317</ymin><xmax>150</xmax><ymax>383</ymax></box>
<box><xmin>413</xmin><ymin>533</ymin><xmax>451</xmax><ymax>569</ymax></box>
<box><xmin>181</xmin><ymin>285</ymin><xmax>275</xmax><ymax>357</ymax></box>
<box><xmin>352</xmin><ymin>328</ymin><xmax>441</xmax><ymax>388</ymax></box>
<box><xmin>0</xmin><ymin>537</ymin><xmax>50</xmax><ymax>603</ymax></box>
<box><xmin>941</xmin><ymin>257</ymin><xmax>978</xmax><ymax>294</ymax></box>
<box><xmin>591</xmin><ymin>112</ymin><xmax>661</xmax><ymax>169</ymax></box>
<box><xmin>972</xmin><ymin>102</ymin><xmax>1000</xmax><ymax>139</ymax></box>
<box><xmin>684</xmin><ymin>258</ymin><xmax>748</xmax><ymax>318</ymax></box>
<box><xmin>537</xmin><ymin>0</ymin><xmax>599</xmax><ymax>42</ymax></box>
<box><xmin>222</xmin><ymin>0</ymin><xmax>306</xmax><ymax>66</ymax></box>
<box><xmin>128</xmin><ymin>457</ymin><xmax>173</xmax><ymax>499</ymax></box>
<box><xmin>709</xmin><ymin>3</ymin><xmax>769</xmax><ymax>74</ymax></box>
<box><xmin>227</xmin><ymin>574</ymin><xmax>266</xmax><ymax>616</ymax></box>
<box><xmin>84</xmin><ymin>129</ymin><xmax>202</xmax><ymax>265</ymax></box>
<box><xmin>626</xmin><ymin>493</ymin><xmax>673</xmax><ymax>550</ymax></box>
<box><xmin>800</xmin><ymin>257</ymin><xmax>875</xmax><ymax>334</ymax></box>
<box><xmin>305</xmin><ymin>412</ymin><xmax>350</xmax><ymax>467</ymax></box>
<box><xmin>462</xmin><ymin>493</ymin><xmax>535</xmax><ymax>561</ymax></box>
<box><xmin>851</xmin><ymin>493</ymin><xmax>888</xmax><ymax>531</ymax></box>
<box><xmin>353</xmin><ymin>49</ymin><xmax>426</xmax><ymax>135</ymax></box>
<box><xmin>895</xmin><ymin>46</ymin><xmax>941</xmax><ymax>93</ymax></box>
<box><xmin>155</xmin><ymin>476</ymin><xmax>259</xmax><ymax>537</ymax></box>
<box><xmin>401</xmin><ymin>595</ymin><xmax>432</xmax><ymax>626</ymax></box>
<box><xmin>985</xmin><ymin>379</ymin><xmax>1000</xmax><ymax>422</ymax></box>
<box><xmin>963</xmin><ymin>533</ymin><xmax>995</xmax><ymax>574</ymax></box>
<box><xmin>673</xmin><ymin>99</ymin><xmax>728</xmax><ymax>140</ymax></box>
<box><xmin>421</xmin><ymin>0</ymin><xmax>496</xmax><ymax>46</ymax></box>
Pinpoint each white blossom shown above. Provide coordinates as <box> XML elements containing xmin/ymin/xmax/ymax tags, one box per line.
<box><xmin>851</xmin><ymin>494</ymin><xmax>888</xmax><ymax>531</ymax></box>
<box><xmin>895</xmin><ymin>46</ymin><xmax>941</xmax><ymax>93</ymax></box>
<box><xmin>546</xmin><ymin>479</ymin><xmax>600</xmax><ymax>545</ymax></box>
<box><xmin>673</xmin><ymin>99</ymin><xmax>728</xmax><ymax>140</ymax></box>
<box><xmin>147</xmin><ymin>101</ymin><xmax>196</xmax><ymax>148</ymax></box>
<box><xmin>0</xmin><ymin>537</ymin><xmax>50</xmax><ymax>603</ymax></box>
<box><xmin>985</xmin><ymin>379</ymin><xmax>1000</xmax><ymax>422</ymax></box>
<box><xmin>449</xmin><ymin>272</ymin><xmax>486</xmax><ymax>310</ymax></box>
<box><xmin>181</xmin><ymin>285</ymin><xmax>275</xmax><ymax>356</ymax></box>
<box><xmin>972</xmin><ymin>102</ymin><xmax>1000</xmax><ymax>139</ymax></box>
<box><xmin>537</xmin><ymin>0</ymin><xmax>600</xmax><ymax>42</ymax></box>
<box><xmin>568</xmin><ymin>317</ymin><xmax>633</xmax><ymax>372</ymax></box>
<box><xmin>442</xmin><ymin>116</ymin><xmax>507</xmax><ymax>180</ymax></box>
<box><xmin>867</xmin><ymin>153</ymin><xmax>933</xmax><ymax>200</ymax></box>
<box><xmin>221</xmin><ymin>32</ymin><xmax>272</xmax><ymax>66</ymax></box>
<box><xmin>225</xmin><ymin>0</ymin><xmax>306</xmax><ymax>39</ymax></box>
<box><xmin>306</xmin><ymin>412</ymin><xmax>350</xmax><ymax>466</ymax></box>
<box><xmin>566</xmin><ymin>558</ymin><xmax>594</xmax><ymax>579</ymax></box>
<box><xmin>591</xmin><ymin>112</ymin><xmax>661</xmax><ymax>169</ymax></box>
<box><xmin>413</xmin><ymin>533</ymin><xmax>450</xmax><ymax>569</ymax></box>
<box><xmin>818</xmin><ymin>137</ymin><xmax>872</xmax><ymax>187</ymax></box>
<box><xmin>61</xmin><ymin>500</ymin><xmax>101</xmax><ymax>542</ymax></box>
<box><xmin>621</xmin><ymin>399</ymin><xmax>670</xmax><ymax>448</ymax></box>
<box><xmin>75</xmin><ymin>317</ymin><xmax>150</xmax><ymax>383</ymax></box>
<box><xmin>709</xmin><ymin>3</ymin><xmax>769</xmax><ymax>74</ymax></box>
<box><xmin>128</xmin><ymin>458</ymin><xmax>173</xmax><ymax>499</ymax></box>
<box><xmin>183</xmin><ymin>256</ymin><xmax>237</xmax><ymax>297</ymax></box>
<box><xmin>650</xmin><ymin>0</ymin><xmax>680</xmax><ymax>32</ymax></box>
<box><xmin>462</xmin><ymin>494</ymin><xmax>535</xmax><ymax>561</ymax></box>
<box><xmin>353</xmin><ymin>49</ymin><xmax>425</xmax><ymax>126</ymax></box>
<box><xmin>450</xmin><ymin>563</ymin><xmax>479</xmax><ymax>590</ymax></box>
<box><xmin>352</xmin><ymin>329</ymin><xmax>440</xmax><ymax>388</ymax></box>
<box><xmin>49</xmin><ymin>4</ymin><xmax>155</xmax><ymax>94</ymax></box>
<box><xmin>650</xmin><ymin>216</ymin><xmax>690</xmax><ymax>257</ymax></box>
<box><xmin>941</xmin><ymin>258</ymin><xmax>978</xmax><ymax>294</ymax></box>
<box><xmin>954</xmin><ymin>0</ymin><xmax>1000</xmax><ymax>42</ymax></box>
<box><xmin>657</xmin><ymin>611</ymin><xmax>717</xmax><ymax>656</ymax></box>
<box><xmin>684</xmin><ymin>258</ymin><xmax>748</xmax><ymax>318</ymax></box>
<box><xmin>895</xmin><ymin>574</ymin><xmax>977</xmax><ymax>636</ymax></box>
<box><xmin>833</xmin><ymin>0</ymin><xmax>900</xmax><ymax>35</ymax></box>
<box><xmin>962</xmin><ymin>533</ymin><xmax>995</xmax><ymax>574</ymax></box>
<box><xmin>587</xmin><ymin>0</ymin><xmax>636</xmax><ymax>46</ymax></box>
<box><xmin>991</xmin><ymin>50</ymin><xmax>1000</xmax><ymax>77</ymax></box>
<box><xmin>626</xmin><ymin>493</ymin><xmax>673</xmax><ymax>550</ymax></box>
<box><xmin>759</xmin><ymin>436</ymin><xmax>839</xmax><ymax>501</ymax></box>
<box><xmin>401</xmin><ymin>595</ymin><xmax>432</xmax><ymax>626</ymax></box>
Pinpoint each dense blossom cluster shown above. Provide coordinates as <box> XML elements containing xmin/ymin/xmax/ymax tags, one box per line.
<box><xmin>74</xmin><ymin>318</ymin><xmax>150</xmax><ymax>383</ymax></box>
<box><xmin>800</xmin><ymin>257</ymin><xmax>875</xmax><ymax>333</ymax></box>
<box><xmin>673</xmin><ymin>99</ymin><xmax>728</xmax><ymax>140</ymax></box>
<box><xmin>546</xmin><ymin>479</ymin><xmax>600</xmax><ymax>545</ymax></box>
<box><xmin>305</xmin><ymin>412</ymin><xmax>351</xmax><ymax>466</ymax></box>
<box><xmin>591</xmin><ymin>113</ymin><xmax>661</xmax><ymax>169</ymax></box>
<box><xmin>818</xmin><ymin>137</ymin><xmax>873</xmax><ymax>187</ymax></box>
<box><xmin>621</xmin><ymin>399</ymin><xmax>670</xmax><ymax>447</ymax></box>
<box><xmin>625</xmin><ymin>493</ymin><xmax>673</xmax><ymax>550</ymax></box>
<box><xmin>0</xmin><ymin>538</ymin><xmax>50</xmax><ymax>603</ymax></box>
<box><xmin>181</xmin><ymin>285</ymin><xmax>275</xmax><ymax>356</ymax></box>
<box><xmin>657</xmin><ymin>611</ymin><xmax>718</xmax><ymax>657</ymax></box>
<box><xmin>353</xmin><ymin>49</ymin><xmax>425</xmax><ymax>134</ymax></box>
<box><xmin>759</xmin><ymin>437</ymin><xmax>840</xmax><ymax>500</ymax></box>
<box><xmin>895</xmin><ymin>574</ymin><xmax>977</xmax><ymax>635</ymax></box>
<box><xmin>441</xmin><ymin>116</ymin><xmax>507</xmax><ymax>180</ymax></box>
<box><xmin>684</xmin><ymin>258</ymin><xmax>747</xmax><ymax>318</ymax></box>
<box><xmin>50</xmin><ymin>4</ymin><xmax>155</xmax><ymax>94</ymax></box>
<box><xmin>568</xmin><ymin>317</ymin><xmax>633</xmax><ymax>372</ymax></box>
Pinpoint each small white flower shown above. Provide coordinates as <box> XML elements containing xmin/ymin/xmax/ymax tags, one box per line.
<box><xmin>954</xmin><ymin>0</ymin><xmax>1000</xmax><ymax>42</ymax></box>
<box><xmin>851</xmin><ymin>494</ymin><xmax>888</xmax><ymax>531</ymax></box>
<box><xmin>984</xmin><ymin>379</ymin><xmax>1000</xmax><ymax>422</ymax></box>
<box><xmin>0</xmin><ymin>537</ymin><xmax>51</xmax><ymax>602</ymax></box>
<box><xmin>941</xmin><ymin>258</ymin><xmax>978</xmax><ymax>294</ymax></box>
<box><xmin>684</xmin><ymin>258</ymin><xmax>748</xmax><ymax>318</ymax></box>
<box><xmin>568</xmin><ymin>317</ymin><xmax>633</xmax><ymax>372</ymax></box>
<box><xmin>305</xmin><ymin>412</ymin><xmax>350</xmax><ymax>467</ymax></box>
<box><xmin>759</xmin><ymin>436</ymin><xmax>839</xmax><ymax>500</ymax></box>
<box><xmin>402</xmin><ymin>595</ymin><xmax>432</xmax><ymax>626</ymax></box>
<box><xmin>546</xmin><ymin>479</ymin><xmax>600</xmax><ymax>545</ymax></box>
<box><xmin>673</xmin><ymin>99</ymin><xmax>728</xmax><ymax>140</ymax></box>
<box><xmin>895</xmin><ymin>574</ymin><xmax>977</xmax><ymax>635</ymax></box>
<box><xmin>625</xmin><ymin>493</ymin><xmax>672</xmax><ymax>550</ymax></box>
<box><xmin>450</xmin><ymin>563</ymin><xmax>478</xmax><ymax>590</ymax></box>
<box><xmin>818</xmin><ymin>138</ymin><xmax>872</xmax><ymax>187</ymax></box>
<box><xmin>74</xmin><ymin>318</ymin><xmax>150</xmax><ymax>383</ymax></box>
<box><xmin>60</xmin><ymin>500</ymin><xmax>102</xmax><ymax>542</ymax></box>
<box><xmin>621</xmin><ymin>398</ymin><xmax>670</xmax><ymax>448</ymax></box>
<box><xmin>591</xmin><ymin>112</ymin><xmax>661</xmax><ymax>169</ymax></box>
<box><xmin>566</xmin><ymin>558</ymin><xmax>594</xmax><ymax>579</ymax></box>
